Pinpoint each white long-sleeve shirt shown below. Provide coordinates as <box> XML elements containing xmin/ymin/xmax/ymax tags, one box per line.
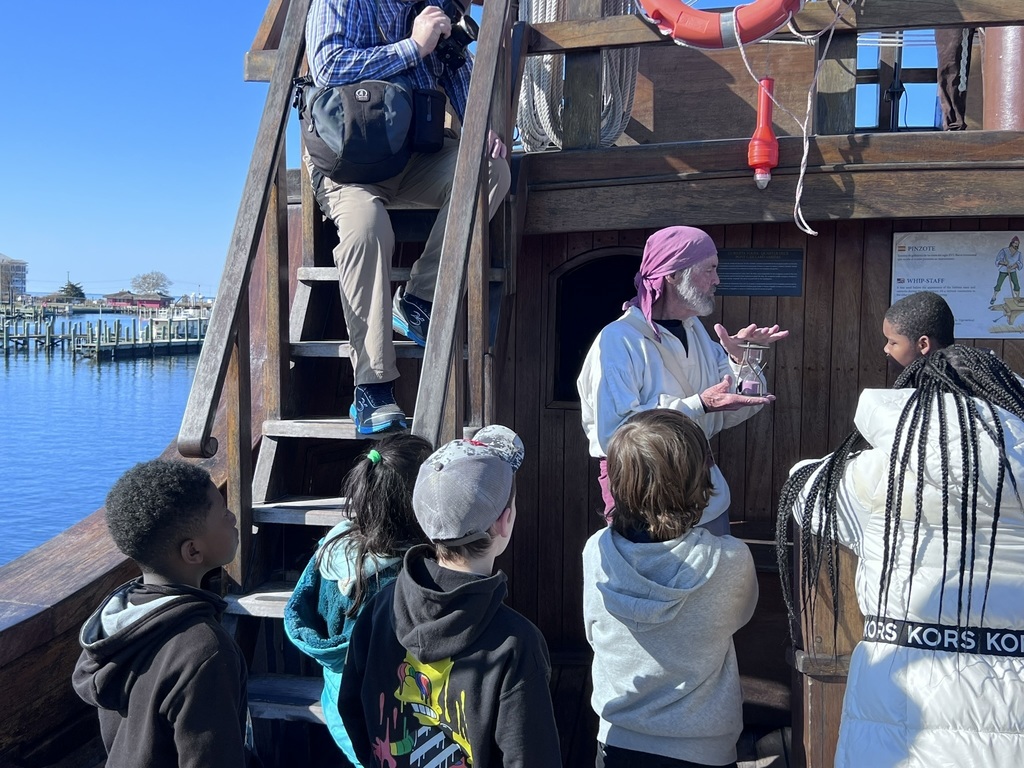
<box><xmin>577</xmin><ymin>307</ymin><xmax>765</xmax><ymax>525</ymax></box>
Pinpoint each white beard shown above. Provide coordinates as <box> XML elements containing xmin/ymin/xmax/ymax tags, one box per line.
<box><xmin>677</xmin><ymin>269</ymin><xmax>715</xmax><ymax>316</ymax></box>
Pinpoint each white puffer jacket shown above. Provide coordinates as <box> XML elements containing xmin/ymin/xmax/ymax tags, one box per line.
<box><xmin>793</xmin><ymin>388</ymin><xmax>1024</xmax><ymax>768</ymax></box>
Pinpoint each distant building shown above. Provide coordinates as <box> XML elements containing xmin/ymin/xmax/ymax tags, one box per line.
<box><xmin>102</xmin><ymin>290</ymin><xmax>173</xmax><ymax>310</ymax></box>
<box><xmin>136</xmin><ymin>292</ymin><xmax>174</xmax><ymax>310</ymax></box>
<box><xmin>0</xmin><ymin>254</ymin><xmax>28</xmax><ymax>299</ymax></box>
<box><xmin>103</xmin><ymin>290</ymin><xmax>136</xmax><ymax>309</ymax></box>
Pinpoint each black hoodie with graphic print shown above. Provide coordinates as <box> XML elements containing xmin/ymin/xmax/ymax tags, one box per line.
<box><xmin>339</xmin><ymin>544</ymin><xmax>562</xmax><ymax>766</ymax></box>
<box><xmin>72</xmin><ymin>579</ymin><xmax>259</xmax><ymax>768</ymax></box>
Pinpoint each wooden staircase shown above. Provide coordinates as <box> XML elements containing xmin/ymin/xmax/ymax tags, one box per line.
<box><xmin>174</xmin><ymin>0</ymin><xmax>526</xmax><ymax>763</ymax></box>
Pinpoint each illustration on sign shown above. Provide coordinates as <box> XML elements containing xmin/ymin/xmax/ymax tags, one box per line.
<box><xmin>893</xmin><ymin>231</ymin><xmax>1024</xmax><ymax>339</ymax></box>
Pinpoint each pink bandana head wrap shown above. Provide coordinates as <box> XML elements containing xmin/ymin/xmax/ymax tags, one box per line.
<box><xmin>623</xmin><ymin>226</ymin><xmax>717</xmax><ymax>341</ymax></box>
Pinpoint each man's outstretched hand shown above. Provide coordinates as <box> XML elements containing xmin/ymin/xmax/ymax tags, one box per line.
<box><xmin>714</xmin><ymin>323</ymin><xmax>789</xmax><ymax>363</ymax></box>
<box><xmin>700</xmin><ymin>375</ymin><xmax>776</xmax><ymax>412</ymax></box>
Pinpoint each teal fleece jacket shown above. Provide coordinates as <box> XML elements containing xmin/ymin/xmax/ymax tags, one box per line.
<box><xmin>284</xmin><ymin>519</ymin><xmax>401</xmax><ymax>762</ymax></box>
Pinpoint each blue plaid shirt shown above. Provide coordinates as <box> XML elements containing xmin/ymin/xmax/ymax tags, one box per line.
<box><xmin>306</xmin><ymin>0</ymin><xmax>472</xmax><ymax>122</ymax></box>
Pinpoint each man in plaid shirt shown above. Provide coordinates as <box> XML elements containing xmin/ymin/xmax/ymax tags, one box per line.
<box><xmin>304</xmin><ymin>0</ymin><xmax>511</xmax><ymax>435</ymax></box>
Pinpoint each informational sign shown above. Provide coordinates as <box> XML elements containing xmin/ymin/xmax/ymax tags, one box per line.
<box><xmin>892</xmin><ymin>231</ymin><xmax>1024</xmax><ymax>339</ymax></box>
<box><xmin>716</xmin><ymin>248</ymin><xmax>803</xmax><ymax>296</ymax></box>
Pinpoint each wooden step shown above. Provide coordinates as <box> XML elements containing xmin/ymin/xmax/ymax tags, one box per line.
<box><xmin>252</xmin><ymin>496</ymin><xmax>349</xmax><ymax>526</ymax></box>
<box><xmin>290</xmin><ymin>339</ymin><xmax>423</xmax><ymax>359</ymax></box>
<box><xmin>262</xmin><ymin>418</ymin><xmax>413</xmax><ymax>441</ymax></box>
<box><xmin>225</xmin><ymin>581</ymin><xmax>295</xmax><ymax>618</ymax></box>
<box><xmin>248</xmin><ymin>674</ymin><xmax>325</xmax><ymax>724</ymax></box>
<box><xmin>297</xmin><ymin>266</ymin><xmax>505</xmax><ymax>284</ymax></box>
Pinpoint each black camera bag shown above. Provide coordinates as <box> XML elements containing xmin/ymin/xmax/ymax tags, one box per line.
<box><xmin>294</xmin><ymin>76</ymin><xmax>416</xmax><ymax>185</ymax></box>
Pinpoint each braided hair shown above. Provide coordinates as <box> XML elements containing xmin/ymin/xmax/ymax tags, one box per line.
<box><xmin>316</xmin><ymin>432</ymin><xmax>433</xmax><ymax>617</ymax></box>
<box><xmin>776</xmin><ymin>344</ymin><xmax>1024</xmax><ymax>648</ymax></box>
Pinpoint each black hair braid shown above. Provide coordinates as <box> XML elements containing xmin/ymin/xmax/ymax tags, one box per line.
<box><xmin>956</xmin><ymin>394</ymin><xmax>983</xmax><ymax>626</ymax></box>
<box><xmin>776</xmin><ymin>462</ymin><xmax>807</xmax><ymax>633</ymax></box>
<box><xmin>876</xmin><ymin>388</ymin><xmax>922</xmax><ymax>613</ymax></box>
<box><xmin>781</xmin><ymin>344</ymin><xmax>1023</xmax><ymax>654</ymax></box>
<box><xmin>935</xmin><ymin>392</ymin><xmax>951</xmax><ymax>618</ymax></box>
<box><xmin>776</xmin><ymin>430</ymin><xmax>867</xmax><ymax>647</ymax></box>
<box><xmin>937</xmin><ymin>364</ymin><xmax>966</xmax><ymax>626</ymax></box>
<box><xmin>980</xmin><ymin>402</ymin><xmax>1008</xmax><ymax>624</ymax></box>
<box><xmin>900</xmin><ymin>380</ymin><xmax>935</xmax><ymax>614</ymax></box>
<box><xmin>949</xmin><ymin>384</ymin><xmax>972</xmax><ymax>628</ymax></box>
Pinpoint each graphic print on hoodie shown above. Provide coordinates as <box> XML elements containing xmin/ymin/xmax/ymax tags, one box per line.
<box><xmin>391</xmin><ymin>653</ymin><xmax>472</xmax><ymax>765</ymax></box>
<box><xmin>339</xmin><ymin>544</ymin><xmax>562</xmax><ymax>768</ymax></box>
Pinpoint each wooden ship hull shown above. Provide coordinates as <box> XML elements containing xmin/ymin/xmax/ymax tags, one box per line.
<box><xmin>3</xmin><ymin>2</ymin><xmax>1024</xmax><ymax>766</ymax></box>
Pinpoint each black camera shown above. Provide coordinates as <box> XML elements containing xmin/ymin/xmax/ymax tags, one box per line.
<box><xmin>433</xmin><ymin>1</ymin><xmax>478</xmax><ymax>72</ymax></box>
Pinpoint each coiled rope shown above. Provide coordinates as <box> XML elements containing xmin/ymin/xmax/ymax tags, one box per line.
<box><xmin>517</xmin><ymin>0</ymin><xmax>640</xmax><ymax>151</ymax></box>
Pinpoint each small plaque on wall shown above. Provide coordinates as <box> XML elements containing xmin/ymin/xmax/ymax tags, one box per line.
<box><xmin>716</xmin><ymin>248</ymin><xmax>804</xmax><ymax>296</ymax></box>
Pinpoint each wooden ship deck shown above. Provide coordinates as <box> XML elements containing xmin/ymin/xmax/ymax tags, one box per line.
<box><xmin>2</xmin><ymin>1</ymin><xmax>1024</xmax><ymax>766</ymax></box>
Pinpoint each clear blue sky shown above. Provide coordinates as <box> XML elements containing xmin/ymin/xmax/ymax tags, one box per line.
<box><xmin>1</xmin><ymin>2</ymin><xmax>938</xmax><ymax>300</ymax></box>
<box><xmin>0</xmin><ymin>4</ymin><xmax>269</xmax><ymax>298</ymax></box>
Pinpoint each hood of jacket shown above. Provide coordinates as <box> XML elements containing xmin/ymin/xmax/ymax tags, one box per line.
<box><xmin>856</xmin><ymin>388</ymin><xmax>1024</xmax><ymax>515</ymax></box>
<box><xmin>595</xmin><ymin>526</ymin><xmax>723</xmax><ymax>632</ymax></box>
<box><xmin>391</xmin><ymin>545</ymin><xmax>507</xmax><ymax>662</ymax></box>
<box><xmin>73</xmin><ymin>579</ymin><xmax>226</xmax><ymax>712</ymax></box>
<box><xmin>284</xmin><ymin>521</ymin><xmax>403</xmax><ymax>670</ymax></box>
<box><xmin>317</xmin><ymin>519</ymin><xmax>402</xmax><ymax>596</ymax></box>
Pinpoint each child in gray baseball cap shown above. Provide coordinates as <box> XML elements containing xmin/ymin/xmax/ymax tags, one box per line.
<box><xmin>338</xmin><ymin>425</ymin><xmax>562</xmax><ymax>766</ymax></box>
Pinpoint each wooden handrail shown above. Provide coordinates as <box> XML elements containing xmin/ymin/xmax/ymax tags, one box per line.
<box><xmin>412</xmin><ymin>0</ymin><xmax>514</xmax><ymax>447</ymax></box>
<box><xmin>177</xmin><ymin>0</ymin><xmax>310</xmax><ymax>459</ymax></box>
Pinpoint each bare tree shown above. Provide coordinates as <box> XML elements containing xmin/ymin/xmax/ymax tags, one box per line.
<box><xmin>130</xmin><ymin>271</ymin><xmax>172</xmax><ymax>294</ymax></box>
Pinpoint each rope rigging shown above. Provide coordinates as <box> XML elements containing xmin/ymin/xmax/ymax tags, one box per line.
<box><xmin>517</xmin><ymin>0</ymin><xmax>640</xmax><ymax>151</ymax></box>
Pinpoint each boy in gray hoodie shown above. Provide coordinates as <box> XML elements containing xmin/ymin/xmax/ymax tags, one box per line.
<box><xmin>583</xmin><ymin>409</ymin><xmax>758</xmax><ymax>767</ymax></box>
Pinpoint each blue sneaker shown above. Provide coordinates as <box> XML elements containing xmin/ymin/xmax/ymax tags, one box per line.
<box><xmin>349</xmin><ymin>383</ymin><xmax>407</xmax><ymax>435</ymax></box>
<box><xmin>392</xmin><ymin>287</ymin><xmax>431</xmax><ymax>347</ymax></box>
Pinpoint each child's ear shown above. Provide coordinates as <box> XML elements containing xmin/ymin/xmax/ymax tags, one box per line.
<box><xmin>918</xmin><ymin>335</ymin><xmax>934</xmax><ymax>356</ymax></box>
<box><xmin>180</xmin><ymin>538</ymin><xmax>204</xmax><ymax>566</ymax></box>
<box><xmin>492</xmin><ymin>505</ymin><xmax>515</xmax><ymax>538</ymax></box>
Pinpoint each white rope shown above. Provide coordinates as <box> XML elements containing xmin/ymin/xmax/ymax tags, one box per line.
<box><xmin>958</xmin><ymin>27</ymin><xmax>970</xmax><ymax>93</ymax></box>
<box><xmin>517</xmin><ymin>0</ymin><xmax>640</xmax><ymax>151</ymax></box>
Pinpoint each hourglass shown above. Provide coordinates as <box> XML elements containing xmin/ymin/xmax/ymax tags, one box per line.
<box><xmin>735</xmin><ymin>342</ymin><xmax>769</xmax><ymax>397</ymax></box>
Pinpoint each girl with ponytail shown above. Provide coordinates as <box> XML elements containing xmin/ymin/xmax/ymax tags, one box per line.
<box><xmin>285</xmin><ymin>432</ymin><xmax>432</xmax><ymax>766</ymax></box>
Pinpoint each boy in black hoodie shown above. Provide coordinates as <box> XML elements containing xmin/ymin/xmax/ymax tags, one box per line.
<box><xmin>72</xmin><ymin>460</ymin><xmax>259</xmax><ymax>768</ymax></box>
<box><xmin>339</xmin><ymin>425</ymin><xmax>562</xmax><ymax>766</ymax></box>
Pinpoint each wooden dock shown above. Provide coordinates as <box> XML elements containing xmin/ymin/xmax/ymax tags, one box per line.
<box><xmin>1</xmin><ymin>313</ymin><xmax>209</xmax><ymax>360</ymax></box>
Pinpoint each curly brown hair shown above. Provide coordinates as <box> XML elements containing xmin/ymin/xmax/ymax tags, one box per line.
<box><xmin>608</xmin><ymin>409</ymin><xmax>714</xmax><ymax>542</ymax></box>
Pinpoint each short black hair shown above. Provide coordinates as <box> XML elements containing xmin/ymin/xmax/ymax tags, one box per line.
<box><xmin>105</xmin><ymin>460</ymin><xmax>214</xmax><ymax>570</ymax></box>
<box><xmin>884</xmin><ymin>291</ymin><xmax>955</xmax><ymax>348</ymax></box>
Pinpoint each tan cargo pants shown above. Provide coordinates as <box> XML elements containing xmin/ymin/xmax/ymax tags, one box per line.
<box><xmin>305</xmin><ymin>138</ymin><xmax>511</xmax><ymax>386</ymax></box>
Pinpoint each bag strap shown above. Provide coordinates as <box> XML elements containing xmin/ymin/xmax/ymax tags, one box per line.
<box><xmin>373</xmin><ymin>0</ymin><xmax>388</xmax><ymax>45</ymax></box>
<box><xmin>374</xmin><ymin>0</ymin><xmax>424</xmax><ymax>45</ymax></box>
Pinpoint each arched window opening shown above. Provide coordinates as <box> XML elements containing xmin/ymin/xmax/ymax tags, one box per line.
<box><xmin>549</xmin><ymin>248</ymin><xmax>642</xmax><ymax>406</ymax></box>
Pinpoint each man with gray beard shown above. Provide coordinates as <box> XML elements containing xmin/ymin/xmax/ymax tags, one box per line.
<box><xmin>577</xmin><ymin>226</ymin><xmax>788</xmax><ymax>533</ymax></box>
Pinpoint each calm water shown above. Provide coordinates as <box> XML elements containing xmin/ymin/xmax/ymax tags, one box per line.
<box><xmin>0</xmin><ymin>314</ymin><xmax>197</xmax><ymax>565</ymax></box>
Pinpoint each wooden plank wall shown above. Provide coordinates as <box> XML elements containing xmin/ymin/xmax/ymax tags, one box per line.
<box><xmin>496</xmin><ymin>216</ymin><xmax>1024</xmax><ymax>654</ymax></box>
<box><xmin>622</xmin><ymin>43</ymin><xmax>817</xmax><ymax>144</ymax></box>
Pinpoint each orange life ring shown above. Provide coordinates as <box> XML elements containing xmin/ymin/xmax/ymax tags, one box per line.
<box><xmin>638</xmin><ymin>0</ymin><xmax>806</xmax><ymax>49</ymax></box>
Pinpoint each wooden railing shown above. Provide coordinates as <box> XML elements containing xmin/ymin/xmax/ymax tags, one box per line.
<box><xmin>176</xmin><ymin>0</ymin><xmax>301</xmax><ymax>588</ymax></box>
<box><xmin>412</xmin><ymin>0</ymin><xmax>521</xmax><ymax>447</ymax></box>
<box><xmin>176</xmin><ymin>0</ymin><xmax>305</xmax><ymax>464</ymax></box>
